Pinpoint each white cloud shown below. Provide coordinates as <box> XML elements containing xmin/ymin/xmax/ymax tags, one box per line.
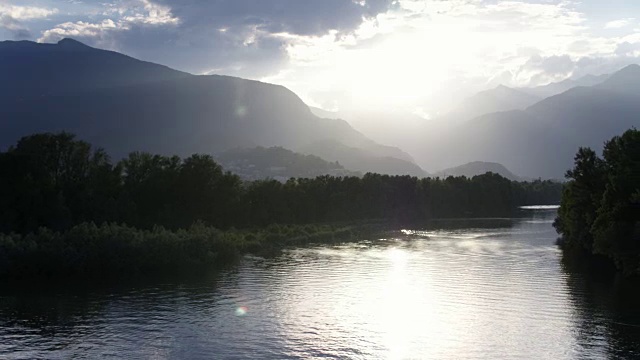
<box><xmin>38</xmin><ymin>0</ymin><xmax>178</xmax><ymax>43</ymax></box>
<box><xmin>0</xmin><ymin>3</ymin><xmax>57</xmax><ymax>39</ymax></box>
<box><xmin>121</xmin><ymin>0</ymin><xmax>179</xmax><ymax>25</ymax></box>
<box><xmin>605</xmin><ymin>18</ymin><xmax>635</xmax><ymax>29</ymax></box>
<box><xmin>261</xmin><ymin>1</ymin><xmax>640</xmax><ymax>114</ymax></box>
<box><xmin>263</xmin><ymin>1</ymin><xmax>597</xmax><ymax>112</ymax></box>
<box><xmin>0</xmin><ymin>4</ymin><xmax>57</xmax><ymax>20</ymax></box>
<box><xmin>39</xmin><ymin>19</ymin><xmax>121</xmax><ymax>42</ymax></box>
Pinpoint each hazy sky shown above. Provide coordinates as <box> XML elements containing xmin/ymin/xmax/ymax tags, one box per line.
<box><xmin>2</xmin><ymin>0</ymin><xmax>640</xmax><ymax>115</ymax></box>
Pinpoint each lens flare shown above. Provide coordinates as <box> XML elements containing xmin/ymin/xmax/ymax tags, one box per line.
<box><xmin>235</xmin><ymin>306</ymin><xmax>248</xmax><ymax>316</ymax></box>
<box><xmin>235</xmin><ymin>106</ymin><xmax>247</xmax><ymax>118</ymax></box>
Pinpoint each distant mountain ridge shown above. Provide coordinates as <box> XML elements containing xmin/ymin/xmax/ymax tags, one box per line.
<box><xmin>442</xmin><ymin>85</ymin><xmax>541</xmax><ymax>123</ymax></box>
<box><xmin>522</xmin><ymin>73</ymin><xmax>610</xmax><ymax>98</ymax></box>
<box><xmin>595</xmin><ymin>64</ymin><xmax>640</xmax><ymax>93</ymax></box>
<box><xmin>301</xmin><ymin>139</ymin><xmax>428</xmax><ymax>177</ymax></box>
<box><xmin>311</xmin><ymin>85</ymin><xmax>543</xmax><ymax>173</ymax></box>
<box><xmin>312</xmin><ymin>65</ymin><xmax>639</xmax><ymax>180</ymax></box>
<box><xmin>0</xmin><ymin>38</ymin><xmax>421</xmax><ymax>176</ymax></box>
<box><xmin>420</xmin><ymin>64</ymin><xmax>640</xmax><ymax>179</ymax></box>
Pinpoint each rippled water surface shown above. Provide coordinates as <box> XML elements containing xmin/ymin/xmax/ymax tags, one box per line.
<box><xmin>2</xmin><ymin>208</ymin><xmax>640</xmax><ymax>359</ymax></box>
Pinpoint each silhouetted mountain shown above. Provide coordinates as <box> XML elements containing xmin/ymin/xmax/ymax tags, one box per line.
<box><xmin>0</xmin><ymin>38</ymin><xmax>416</xmax><ymax>175</ymax></box>
<box><xmin>215</xmin><ymin>146</ymin><xmax>360</xmax><ymax>181</ymax></box>
<box><xmin>435</xmin><ymin>161</ymin><xmax>521</xmax><ymax>181</ymax></box>
<box><xmin>421</xmin><ymin>64</ymin><xmax>640</xmax><ymax>179</ymax></box>
<box><xmin>522</xmin><ymin>73</ymin><xmax>610</xmax><ymax>98</ymax></box>
<box><xmin>0</xmin><ymin>38</ymin><xmax>189</xmax><ymax>101</ymax></box>
<box><xmin>301</xmin><ymin>139</ymin><xmax>427</xmax><ymax>177</ymax></box>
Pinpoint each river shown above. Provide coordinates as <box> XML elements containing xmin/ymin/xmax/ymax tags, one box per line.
<box><xmin>1</xmin><ymin>207</ymin><xmax>640</xmax><ymax>359</ymax></box>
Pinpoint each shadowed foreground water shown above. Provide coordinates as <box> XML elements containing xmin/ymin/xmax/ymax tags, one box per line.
<box><xmin>1</xmin><ymin>208</ymin><xmax>640</xmax><ymax>359</ymax></box>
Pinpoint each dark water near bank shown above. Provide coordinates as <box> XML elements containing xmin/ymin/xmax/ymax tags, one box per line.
<box><xmin>1</xmin><ymin>208</ymin><xmax>640</xmax><ymax>359</ymax></box>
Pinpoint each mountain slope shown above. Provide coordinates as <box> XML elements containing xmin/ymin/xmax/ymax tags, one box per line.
<box><xmin>523</xmin><ymin>73</ymin><xmax>610</xmax><ymax>98</ymax></box>
<box><xmin>595</xmin><ymin>64</ymin><xmax>640</xmax><ymax>94</ymax></box>
<box><xmin>301</xmin><ymin>139</ymin><xmax>427</xmax><ymax>177</ymax></box>
<box><xmin>215</xmin><ymin>146</ymin><xmax>360</xmax><ymax>181</ymax></box>
<box><xmin>0</xmin><ymin>38</ymin><xmax>189</xmax><ymax>101</ymax></box>
<box><xmin>443</xmin><ymin>85</ymin><xmax>541</xmax><ymax>123</ymax></box>
<box><xmin>0</xmin><ymin>38</ymin><xmax>418</xmax><ymax>175</ymax></box>
<box><xmin>310</xmin><ymin>107</ymin><xmax>429</xmax><ymax>161</ymax></box>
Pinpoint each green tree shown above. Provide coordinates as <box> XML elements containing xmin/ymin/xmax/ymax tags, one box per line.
<box><xmin>0</xmin><ymin>133</ymin><xmax>119</xmax><ymax>233</ymax></box>
<box><xmin>554</xmin><ymin>147</ymin><xmax>606</xmax><ymax>251</ymax></box>
<box><xmin>591</xmin><ymin>130</ymin><xmax>640</xmax><ymax>273</ymax></box>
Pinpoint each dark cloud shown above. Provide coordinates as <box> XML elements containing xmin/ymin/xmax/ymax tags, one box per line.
<box><xmin>110</xmin><ymin>23</ymin><xmax>289</xmax><ymax>77</ymax></box>
<box><xmin>155</xmin><ymin>0</ymin><xmax>395</xmax><ymax>35</ymax></box>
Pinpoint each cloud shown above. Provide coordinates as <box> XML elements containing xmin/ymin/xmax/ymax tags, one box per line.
<box><xmin>615</xmin><ymin>41</ymin><xmax>640</xmax><ymax>57</ymax></box>
<box><xmin>519</xmin><ymin>54</ymin><xmax>576</xmax><ymax>85</ymax></box>
<box><xmin>0</xmin><ymin>4</ymin><xmax>57</xmax><ymax>20</ymax></box>
<box><xmin>121</xmin><ymin>0</ymin><xmax>179</xmax><ymax>26</ymax></box>
<box><xmin>605</xmin><ymin>18</ymin><xmax>635</xmax><ymax>29</ymax></box>
<box><xmin>0</xmin><ymin>4</ymin><xmax>57</xmax><ymax>39</ymax></box>
<box><xmin>38</xmin><ymin>0</ymin><xmax>179</xmax><ymax>46</ymax></box>
<box><xmin>0</xmin><ymin>14</ymin><xmax>30</xmax><ymax>39</ymax></box>
<box><xmin>39</xmin><ymin>19</ymin><xmax>120</xmax><ymax>43</ymax></box>
<box><xmin>264</xmin><ymin>0</ymin><xmax>597</xmax><ymax>110</ymax></box>
<box><xmin>35</xmin><ymin>0</ymin><xmax>396</xmax><ymax>76</ymax></box>
<box><xmin>152</xmin><ymin>0</ymin><xmax>395</xmax><ymax>36</ymax></box>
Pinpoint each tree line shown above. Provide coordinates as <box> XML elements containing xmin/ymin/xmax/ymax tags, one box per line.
<box><xmin>554</xmin><ymin>128</ymin><xmax>640</xmax><ymax>276</ymax></box>
<box><xmin>0</xmin><ymin>132</ymin><xmax>563</xmax><ymax>235</ymax></box>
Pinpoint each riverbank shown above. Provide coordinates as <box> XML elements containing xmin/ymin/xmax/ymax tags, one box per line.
<box><xmin>0</xmin><ymin>208</ymin><xmax>561</xmax><ymax>281</ymax></box>
<box><xmin>0</xmin><ymin>221</ymin><xmax>388</xmax><ymax>281</ymax></box>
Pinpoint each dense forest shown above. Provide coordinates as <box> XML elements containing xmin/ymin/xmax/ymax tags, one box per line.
<box><xmin>0</xmin><ymin>132</ymin><xmax>562</xmax><ymax>278</ymax></box>
<box><xmin>554</xmin><ymin>129</ymin><xmax>640</xmax><ymax>276</ymax></box>
<box><xmin>0</xmin><ymin>132</ymin><xmax>562</xmax><ymax>234</ymax></box>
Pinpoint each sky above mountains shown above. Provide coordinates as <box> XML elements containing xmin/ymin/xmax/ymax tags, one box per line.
<box><xmin>2</xmin><ymin>0</ymin><xmax>640</xmax><ymax>115</ymax></box>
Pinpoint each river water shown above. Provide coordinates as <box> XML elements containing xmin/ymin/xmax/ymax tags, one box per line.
<box><xmin>1</xmin><ymin>207</ymin><xmax>640</xmax><ymax>359</ymax></box>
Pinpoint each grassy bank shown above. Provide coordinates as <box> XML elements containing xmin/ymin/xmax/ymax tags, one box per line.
<box><xmin>0</xmin><ymin>222</ymin><xmax>377</xmax><ymax>280</ymax></box>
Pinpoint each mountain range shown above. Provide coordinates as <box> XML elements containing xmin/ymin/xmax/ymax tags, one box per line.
<box><xmin>0</xmin><ymin>38</ymin><xmax>421</xmax><ymax>176</ymax></box>
<box><xmin>318</xmin><ymin>65</ymin><xmax>637</xmax><ymax>179</ymax></box>
<box><xmin>2</xmin><ymin>38</ymin><xmax>638</xmax><ymax>180</ymax></box>
<box><xmin>521</xmin><ymin>73</ymin><xmax>610</xmax><ymax>98</ymax></box>
<box><xmin>441</xmin><ymin>85</ymin><xmax>541</xmax><ymax>124</ymax></box>
<box><xmin>418</xmin><ymin>65</ymin><xmax>640</xmax><ymax>179</ymax></box>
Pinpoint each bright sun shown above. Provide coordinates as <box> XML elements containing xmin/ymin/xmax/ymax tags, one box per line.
<box><xmin>337</xmin><ymin>31</ymin><xmax>451</xmax><ymax>109</ymax></box>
